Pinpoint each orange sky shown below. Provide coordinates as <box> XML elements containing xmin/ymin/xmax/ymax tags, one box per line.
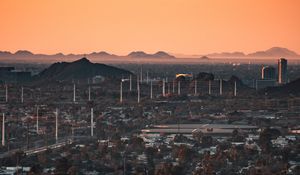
<box><xmin>0</xmin><ymin>0</ymin><xmax>299</xmax><ymax>55</ymax></box>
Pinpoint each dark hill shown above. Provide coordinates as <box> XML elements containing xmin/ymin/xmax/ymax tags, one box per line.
<box><xmin>38</xmin><ymin>57</ymin><xmax>132</xmax><ymax>80</ymax></box>
<box><xmin>264</xmin><ymin>78</ymin><xmax>300</xmax><ymax>96</ymax></box>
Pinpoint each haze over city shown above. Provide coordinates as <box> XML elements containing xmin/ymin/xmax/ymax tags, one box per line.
<box><xmin>0</xmin><ymin>0</ymin><xmax>300</xmax><ymax>175</ymax></box>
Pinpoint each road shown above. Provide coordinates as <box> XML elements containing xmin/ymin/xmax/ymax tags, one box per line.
<box><xmin>0</xmin><ymin>137</ymin><xmax>74</xmax><ymax>159</ymax></box>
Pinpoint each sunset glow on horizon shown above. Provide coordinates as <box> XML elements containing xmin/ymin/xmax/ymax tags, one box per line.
<box><xmin>0</xmin><ymin>0</ymin><xmax>299</xmax><ymax>55</ymax></box>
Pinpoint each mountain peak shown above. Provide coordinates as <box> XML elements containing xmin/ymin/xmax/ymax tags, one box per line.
<box><xmin>128</xmin><ymin>51</ymin><xmax>175</xmax><ymax>58</ymax></box>
<box><xmin>38</xmin><ymin>57</ymin><xmax>132</xmax><ymax>80</ymax></box>
<box><xmin>15</xmin><ymin>50</ymin><xmax>33</xmax><ymax>56</ymax></box>
<box><xmin>154</xmin><ymin>51</ymin><xmax>175</xmax><ymax>58</ymax></box>
<box><xmin>90</xmin><ymin>51</ymin><xmax>112</xmax><ymax>56</ymax></box>
<box><xmin>128</xmin><ymin>51</ymin><xmax>148</xmax><ymax>57</ymax></box>
<box><xmin>248</xmin><ymin>47</ymin><xmax>299</xmax><ymax>57</ymax></box>
<box><xmin>74</xmin><ymin>57</ymin><xmax>91</xmax><ymax>63</ymax></box>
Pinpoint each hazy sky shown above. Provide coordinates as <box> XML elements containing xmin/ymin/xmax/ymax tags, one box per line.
<box><xmin>0</xmin><ymin>0</ymin><xmax>299</xmax><ymax>55</ymax></box>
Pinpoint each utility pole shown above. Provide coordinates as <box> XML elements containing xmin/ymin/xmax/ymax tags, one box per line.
<box><xmin>137</xmin><ymin>76</ymin><xmax>140</xmax><ymax>103</ymax></box>
<box><xmin>208</xmin><ymin>80</ymin><xmax>212</xmax><ymax>95</ymax></box>
<box><xmin>172</xmin><ymin>80</ymin><xmax>175</xmax><ymax>93</ymax></box>
<box><xmin>129</xmin><ymin>74</ymin><xmax>132</xmax><ymax>91</ymax></box>
<box><xmin>55</xmin><ymin>108</ymin><xmax>58</xmax><ymax>142</ymax></box>
<box><xmin>146</xmin><ymin>71</ymin><xmax>149</xmax><ymax>84</ymax></box>
<box><xmin>120</xmin><ymin>81</ymin><xmax>123</xmax><ymax>103</ymax></box>
<box><xmin>36</xmin><ymin>106</ymin><xmax>39</xmax><ymax>134</ymax></box>
<box><xmin>88</xmin><ymin>86</ymin><xmax>91</xmax><ymax>101</ymax></box>
<box><xmin>73</xmin><ymin>84</ymin><xmax>76</xmax><ymax>102</ymax></box>
<box><xmin>2</xmin><ymin>113</ymin><xmax>5</xmax><ymax>146</ymax></box>
<box><xmin>234</xmin><ymin>81</ymin><xmax>237</xmax><ymax>97</ymax></box>
<box><xmin>150</xmin><ymin>80</ymin><xmax>153</xmax><ymax>99</ymax></box>
<box><xmin>194</xmin><ymin>80</ymin><xmax>197</xmax><ymax>95</ymax></box>
<box><xmin>27</xmin><ymin>122</ymin><xmax>29</xmax><ymax>149</ymax></box>
<box><xmin>178</xmin><ymin>81</ymin><xmax>181</xmax><ymax>95</ymax></box>
<box><xmin>91</xmin><ymin>108</ymin><xmax>94</xmax><ymax>137</ymax></box>
<box><xmin>21</xmin><ymin>86</ymin><xmax>24</xmax><ymax>103</ymax></box>
<box><xmin>5</xmin><ymin>84</ymin><xmax>8</xmax><ymax>103</ymax></box>
<box><xmin>219</xmin><ymin>79</ymin><xmax>223</xmax><ymax>96</ymax></box>
<box><xmin>162</xmin><ymin>79</ymin><xmax>165</xmax><ymax>97</ymax></box>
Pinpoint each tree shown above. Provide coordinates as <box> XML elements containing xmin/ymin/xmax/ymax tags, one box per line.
<box><xmin>201</xmin><ymin>136</ymin><xmax>213</xmax><ymax>147</ymax></box>
<box><xmin>259</xmin><ymin>128</ymin><xmax>281</xmax><ymax>153</ymax></box>
<box><xmin>55</xmin><ymin>157</ymin><xmax>70</xmax><ymax>174</ymax></box>
<box><xmin>28</xmin><ymin>164</ymin><xmax>42</xmax><ymax>175</ymax></box>
<box><xmin>192</xmin><ymin>130</ymin><xmax>203</xmax><ymax>143</ymax></box>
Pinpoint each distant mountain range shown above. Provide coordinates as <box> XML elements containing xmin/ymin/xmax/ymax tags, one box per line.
<box><xmin>37</xmin><ymin>57</ymin><xmax>132</xmax><ymax>81</ymax></box>
<box><xmin>0</xmin><ymin>50</ymin><xmax>175</xmax><ymax>63</ymax></box>
<box><xmin>205</xmin><ymin>47</ymin><xmax>299</xmax><ymax>58</ymax></box>
<box><xmin>0</xmin><ymin>47</ymin><xmax>299</xmax><ymax>63</ymax></box>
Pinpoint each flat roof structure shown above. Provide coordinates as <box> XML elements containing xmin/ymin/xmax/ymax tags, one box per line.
<box><xmin>141</xmin><ymin>124</ymin><xmax>258</xmax><ymax>135</ymax></box>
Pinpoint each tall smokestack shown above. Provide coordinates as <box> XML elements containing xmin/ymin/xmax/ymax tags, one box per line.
<box><xmin>129</xmin><ymin>75</ymin><xmax>132</xmax><ymax>91</ymax></box>
<box><xmin>150</xmin><ymin>80</ymin><xmax>153</xmax><ymax>99</ymax></box>
<box><xmin>73</xmin><ymin>84</ymin><xmax>76</xmax><ymax>102</ymax></box>
<box><xmin>140</xmin><ymin>67</ymin><xmax>143</xmax><ymax>82</ymax></box>
<box><xmin>178</xmin><ymin>81</ymin><xmax>181</xmax><ymax>95</ymax></box>
<box><xmin>36</xmin><ymin>106</ymin><xmax>39</xmax><ymax>134</ymax></box>
<box><xmin>208</xmin><ymin>80</ymin><xmax>212</xmax><ymax>95</ymax></box>
<box><xmin>5</xmin><ymin>84</ymin><xmax>8</xmax><ymax>103</ymax></box>
<box><xmin>21</xmin><ymin>86</ymin><xmax>24</xmax><ymax>103</ymax></box>
<box><xmin>194</xmin><ymin>80</ymin><xmax>197</xmax><ymax>95</ymax></box>
<box><xmin>55</xmin><ymin>108</ymin><xmax>58</xmax><ymax>142</ymax></box>
<box><xmin>91</xmin><ymin>108</ymin><xmax>94</xmax><ymax>137</ymax></box>
<box><xmin>2</xmin><ymin>113</ymin><xmax>4</xmax><ymax>146</ymax></box>
<box><xmin>234</xmin><ymin>81</ymin><xmax>237</xmax><ymax>97</ymax></box>
<box><xmin>88</xmin><ymin>86</ymin><xmax>91</xmax><ymax>101</ymax></box>
<box><xmin>137</xmin><ymin>76</ymin><xmax>140</xmax><ymax>103</ymax></box>
<box><xmin>146</xmin><ymin>71</ymin><xmax>149</xmax><ymax>84</ymax></box>
<box><xmin>120</xmin><ymin>81</ymin><xmax>123</xmax><ymax>103</ymax></box>
<box><xmin>219</xmin><ymin>79</ymin><xmax>223</xmax><ymax>96</ymax></box>
<box><xmin>172</xmin><ymin>80</ymin><xmax>175</xmax><ymax>93</ymax></box>
<box><xmin>162</xmin><ymin>79</ymin><xmax>166</xmax><ymax>97</ymax></box>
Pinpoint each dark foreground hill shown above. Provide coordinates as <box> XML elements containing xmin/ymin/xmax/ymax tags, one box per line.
<box><xmin>263</xmin><ymin>78</ymin><xmax>300</xmax><ymax>96</ymax></box>
<box><xmin>37</xmin><ymin>57</ymin><xmax>132</xmax><ymax>81</ymax></box>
